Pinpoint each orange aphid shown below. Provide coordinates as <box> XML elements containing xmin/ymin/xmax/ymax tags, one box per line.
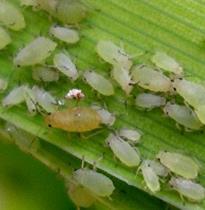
<box><xmin>45</xmin><ymin>107</ymin><xmax>101</xmax><ymax>132</ymax></box>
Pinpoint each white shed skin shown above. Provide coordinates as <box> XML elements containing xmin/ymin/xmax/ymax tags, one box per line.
<box><xmin>132</xmin><ymin>65</ymin><xmax>171</xmax><ymax>92</ymax></box>
<box><xmin>0</xmin><ymin>27</ymin><xmax>11</xmax><ymax>50</ymax></box>
<box><xmin>14</xmin><ymin>37</ymin><xmax>57</xmax><ymax>67</ymax></box>
<box><xmin>73</xmin><ymin>168</ymin><xmax>115</xmax><ymax>197</ymax></box>
<box><xmin>53</xmin><ymin>53</ymin><xmax>78</xmax><ymax>81</ymax></box>
<box><xmin>0</xmin><ymin>1</ymin><xmax>25</xmax><ymax>31</ymax></box>
<box><xmin>140</xmin><ymin>160</ymin><xmax>160</xmax><ymax>193</ymax></box>
<box><xmin>169</xmin><ymin>177</ymin><xmax>205</xmax><ymax>202</ymax></box>
<box><xmin>173</xmin><ymin>79</ymin><xmax>205</xmax><ymax>108</ymax></box>
<box><xmin>106</xmin><ymin>133</ymin><xmax>140</xmax><ymax>167</ymax></box>
<box><xmin>96</xmin><ymin>40</ymin><xmax>132</xmax><ymax>70</ymax></box>
<box><xmin>135</xmin><ymin>93</ymin><xmax>166</xmax><ymax>109</ymax></box>
<box><xmin>50</xmin><ymin>25</ymin><xmax>80</xmax><ymax>44</ymax></box>
<box><xmin>84</xmin><ymin>71</ymin><xmax>114</xmax><ymax>96</ymax></box>
<box><xmin>163</xmin><ymin>102</ymin><xmax>203</xmax><ymax>130</ymax></box>
<box><xmin>157</xmin><ymin>151</ymin><xmax>199</xmax><ymax>179</ymax></box>
<box><xmin>151</xmin><ymin>51</ymin><xmax>183</xmax><ymax>75</ymax></box>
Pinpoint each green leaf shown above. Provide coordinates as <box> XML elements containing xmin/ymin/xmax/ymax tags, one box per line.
<box><xmin>1</xmin><ymin>0</ymin><xmax>205</xmax><ymax>209</ymax></box>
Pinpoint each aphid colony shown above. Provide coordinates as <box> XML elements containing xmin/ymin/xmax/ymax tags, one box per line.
<box><xmin>1</xmin><ymin>1</ymin><xmax>205</xmax><ymax>208</ymax></box>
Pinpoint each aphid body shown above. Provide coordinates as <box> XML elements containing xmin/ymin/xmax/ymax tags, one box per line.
<box><xmin>140</xmin><ymin>160</ymin><xmax>160</xmax><ymax>193</ymax></box>
<box><xmin>118</xmin><ymin>128</ymin><xmax>141</xmax><ymax>144</ymax></box>
<box><xmin>151</xmin><ymin>51</ymin><xmax>183</xmax><ymax>75</ymax></box>
<box><xmin>195</xmin><ymin>105</ymin><xmax>205</xmax><ymax>124</ymax></box>
<box><xmin>84</xmin><ymin>71</ymin><xmax>114</xmax><ymax>96</ymax></box>
<box><xmin>163</xmin><ymin>102</ymin><xmax>203</xmax><ymax>130</ymax></box>
<box><xmin>45</xmin><ymin>107</ymin><xmax>101</xmax><ymax>132</ymax></box>
<box><xmin>50</xmin><ymin>25</ymin><xmax>79</xmax><ymax>44</ymax></box>
<box><xmin>91</xmin><ymin>105</ymin><xmax>115</xmax><ymax>126</ymax></box>
<box><xmin>14</xmin><ymin>37</ymin><xmax>57</xmax><ymax>67</ymax></box>
<box><xmin>0</xmin><ymin>1</ymin><xmax>25</xmax><ymax>31</ymax></box>
<box><xmin>73</xmin><ymin>168</ymin><xmax>115</xmax><ymax>197</ymax></box>
<box><xmin>157</xmin><ymin>151</ymin><xmax>199</xmax><ymax>179</ymax></box>
<box><xmin>169</xmin><ymin>177</ymin><xmax>205</xmax><ymax>202</ymax></box>
<box><xmin>0</xmin><ymin>26</ymin><xmax>11</xmax><ymax>49</ymax></box>
<box><xmin>53</xmin><ymin>53</ymin><xmax>78</xmax><ymax>81</ymax></box>
<box><xmin>20</xmin><ymin>0</ymin><xmax>37</xmax><ymax>7</ymax></box>
<box><xmin>68</xmin><ymin>181</ymin><xmax>96</xmax><ymax>208</ymax></box>
<box><xmin>24</xmin><ymin>86</ymin><xmax>37</xmax><ymax>114</ymax></box>
<box><xmin>112</xmin><ymin>64</ymin><xmax>133</xmax><ymax>95</ymax></box>
<box><xmin>96</xmin><ymin>40</ymin><xmax>132</xmax><ymax>70</ymax></box>
<box><xmin>131</xmin><ymin>65</ymin><xmax>171</xmax><ymax>92</ymax></box>
<box><xmin>32</xmin><ymin>66</ymin><xmax>59</xmax><ymax>82</ymax></box>
<box><xmin>106</xmin><ymin>133</ymin><xmax>140</xmax><ymax>167</ymax></box>
<box><xmin>135</xmin><ymin>93</ymin><xmax>166</xmax><ymax>109</ymax></box>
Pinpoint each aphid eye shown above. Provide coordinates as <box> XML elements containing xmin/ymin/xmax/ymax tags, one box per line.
<box><xmin>173</xmin><ymin>87</ymin><xmax>176</xmax><ymax>91</ymax></box>
<box><xmin>179</xmin><ymin>77</ymin><xmax>183</xmax><ymax>80</ymax></box>
<box><xmin>48</xmin><ymin>124</ymin><xmax>52</xmax><ymax>127</ymax></box>
<box><xmin>171</xmin><ymin>79</ymin><xmax>174</xmax><ymax>82</ymax></box>
<box><xmin>17</xmin><ymin>64</ymin><xmax>21</xmax><ymax>68</ymax></box>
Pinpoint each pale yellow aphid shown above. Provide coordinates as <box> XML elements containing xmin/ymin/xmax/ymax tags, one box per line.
<box><xmin>14</xmin><ymin>37</ymin><xmax>57</xmax><ymax>67</ymax></box>
<box><xmin>131</xmin><ymin>65</ymin><xmax>171</xmax><ymax>92</ymax></box>
<box><xmin>50</xmin><ymin>25</ymin><xmax>80</xmax><ymax>44</ymax></box>
<box><xmin>20</xmin><ymin>0</ymin><xmax>37</xmax><ymax>7</ymax></box>
<box><xmin>84</xmin><ymin>70</ymin><xmax>114</xmax><ymax>96</ymax></box>
<box><xmin>169</xmin><ymin>177</ymin><xmax>205</xmax><ymax>202</ymax></box>
<box><xmin>0</xmin><ymin>27</ymin><xmax>11</xmax><ymax>50</ymax></box>
<box><xmin>36</xmin><ymin>0</ymin><xmax>58</xmax><ymax>14</ymax></box>
<box><xmin>45</xmin><ymin>107</ymin><xmax>101</xmax><ymax>132</ymax></box>
<box><xmin>112</xmin><ymin>64</ymin><xmax>133</xmax><ymax>95</ymax></box>
<box><xmin>157</xmin><ymin>151</ymin><xmax>199</xmax><ymax>179</ymax></box>
<box><xmin>67</xmin><ymin>181</ymin><xmax>96</xmax><ymax>209</ymax></box>
<box><xmin>173</xmin><ymin>78</ymin><xmax>205</xmax><ymax>108</ymax></box>
<box><xmin>96</xmin><ymin>40</ymin><xmax>133</xmax><ymax>70</ymax></box>
<box><xmin>140</xmin><ymin>160</ymin><xmax>160</xmax><ymax>193</ymax></box>
<box><xmin>163</xmin><ymin>102</ymin><xmax>203</xmax><ymax>130</ymax></box>
<box><xmin>151</xmin><ymin>51</ymin><xmax>183</xmax><ymax>75</ymax></box>
<box><xmin>0</xmin><ymin>1</ymin><xmax>25</xmax><ymax>31</ymax></box>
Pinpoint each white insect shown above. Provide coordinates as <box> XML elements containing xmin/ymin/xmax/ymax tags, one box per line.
<box><xmin>96</xmin><ymin>40</ymin><xmax>133</xmax><ymax>70</ymax></box>
<box><xmin>118</xmin><ymin>127</ymin><xmax>142</xmax><ymax>144</ymax></box>
<box><xmin>91</xmin><ymin>105</ymin><xmax>116</xmax><ymax>126</ymax></box>
<box><xmin>135</xmin><ymin>93</ymin><xmax>166</xmax><ymax>109</ymax></box>
<box><xmin>32</xmin><ymin>66</ymin><xmax>59</xmax><ymax>82</ymax></box>
<box><xmin>131</xmin><ymin>65</ymin><xmax>171</xmax><ymax>92</ymax></box>
<box><xmin>0</xmin><ymin>78</ymin><xmax>8</xmax><ymax>91</ymax></box>
<box><xmin>23</xmin><ymin>86</ymin><xmax>37</xmax><ymax>115</ymax></box>
<box><xmin>0</xmin><ymin>27</ymin><xmax>11</xmax><ymax>50</ymax></box>
<box><xmin>140</xmin><ymin>160</ymin><xmax>160</xmax><ymax>193</ymax></box>
<box><xmin>14</xmin><ymin>37</ymin><xmax>57</xmax><ymax>67</ymax></box>
<box><xmin>0</xmin><ymin>1</ymin><xmax>25</xmax><ymax>31</ymax></box>
<box><xmin>84</xmin><ymin>70</ymin><xmax>114</xmax><ymax>96</ymax></box>
<box><xmin>195</xmin><ymin>105</ymin><xmax>205</xmax><ymax>125</ymax></box>
<box><xmin>50</xmin><ymin>25</ymin><xmax>80</xmax><ymax>44</ymax></box>
<box><xmin>144</xmin><ymin>160</ymin><xmax>169</xmax><ymax>177</ymax></box>
<box><xmin>2</xmin><ymin>85</ymin><xmax>27</xmax><ymax>107</ymax></box>
<box><xmin>169</xmin><ymin>177</ymin><xmax>205</xmax><ymax>202</ymax></box>
<box><xmin>173</xmin><ymin>78</ymin><xmax>205</xmax><ymax>108</ymax></box>
<box><xmin>111</xmin><ymin>64</ymin><xmax>133</xmax><ymax>95</ymax></box>
<box><xmin>67</xmin><ymin>180</ymin><xmax>96</xmax><ymax>209</ymax></box>
<box><xmin>73</xmin><ymin>168</ymin><xmax>115</xmax><ymax>197</ymax></box>
<box><xmin>151</xmin><ymin>51</ymin><xmax>183</xmax><ymax>75</ymax></box>
<box><xmin>163</xmin><ymin>102</ymin><xmax>203</xmax><ymax>130</ymax></box>
<box><xmin>106</xmin><ymin>133</ymin><xmax>140</xmax><ymax>167</ymax></box>
<box><xmin>53</xmin><ymin>52</ymin><xmax>78</xmax><ymax>81</ymax></box>
<box><xmin>65</xmin><ymin>89</ymin><xmax>85</xmax><ymax>100</ymax></box>
<box><xmin>156</xmin><ymin>151</ymin><xmax>199</xmax><ymax>179</ymax></box>
<box><xmin>32</xmin><ymin>86</ymin><xmax>57</xmax><ymax>113</ymax></box>
<box><xmin>20</xmin><ymin>0</ymin><xmax>37</xmax><ymax>7</ymax></box>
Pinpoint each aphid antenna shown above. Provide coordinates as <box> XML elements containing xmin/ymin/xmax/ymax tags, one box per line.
<box><xmin>92</xmin><ymin>154</ymin><xmax>104</xmax><ymax>171</ymax></box>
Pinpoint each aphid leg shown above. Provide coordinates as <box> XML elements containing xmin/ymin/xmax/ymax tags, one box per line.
<box><xmin>80</xmin><ymin>129</ymin><xmax>105</xmax><ymax>140</ymax></box>
<box><xmin>92</xmin><ymin>154</ymin><xmax>104</xmax><ymax>171</ymax></box>
<box><xmin>81</xmin><ymin>155</ymin><xmax>85</xmax><ymax>169</ymax></box>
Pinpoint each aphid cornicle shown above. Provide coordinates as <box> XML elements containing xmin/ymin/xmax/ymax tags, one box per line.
<box><xmin>0</xmin><ymin>26</ymin><xmax>11</xmax><ymax>50</ymax></box>
<box><xmin>151</xmin><ymin>51</ymin><xmax>183</xmax><ymax>75</ymax></box>
<box><xmin>45</xmin><ymin>107</ymin><xmax>101</xmax><ymax>132</ymax></box>
<box><xmin>83</xmin><ymin>71</ymin><xmax>114</xmax><ymax>96</ymax></box>
<box><xmin>131</xmin><ymin>65</ymin><xmax>171</xmax><ymax>92</ymax></box>
<box><xmin>67</xmin><ymin>181</ymin><xmax>96</xmax><ymax>209</ymax></box>
<box><xmin>14</xmin><ymin>37</ymin><xmax>57</xmax><ymax>67</ymax></box>
<box><xmin>169</xmin><ymin>177</ymin><xmax>205</xmax><ymax>202</ymax></box>
<box><xmin>73</xmin><ymin>168</ymin><xmax>115</xmax><ymax>197</ymax></box>
<box><xmin>106</xmin><ymin>133</ymin><xmax>140</xmax><ymax>167</ymax></box>
<box><xmin>163</xmin><ymin>102</ymin><xmax>203</xmax><ymax>130</ymax></box>
<box><xmin>140</xmin><ymin>160</ymin><xmax>160</xmax><ymax>193</ymax></box>
<box><xmin>0</xmin><ymin>1</ymin><xmax>25</xmax><ymax>31</ymax></box>
<box><xmin>157</xmin><ymin>151</ymin><xmax>199</xmax><ymax>179</ymax></box>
